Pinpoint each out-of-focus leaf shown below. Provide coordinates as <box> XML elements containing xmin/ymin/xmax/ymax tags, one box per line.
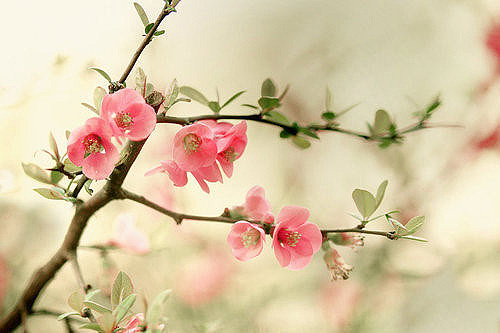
<box><xmin>113</xmin><ymin>294</ymin><xmax>136</xmax><ymax>324</ymax></box>
<box><xmin>111</xmin><ymin>272</ymin><xmax>133</xmax><ymax>309</ymax></box>
<box><xmin>89</xmin><ymin>67</ymin><xmax>112</xmax><ymax>83</ymax></box>
<box><xmin>292</xmin><ymin>136</ymin><xmax>311</xmax><ymax>149</ymax></box>
<box><xmin>33</xmin><ymin>188</ymin><xmax>66</xmax><ymax>200</ymax></box>
<box><xmin>299</xmin><ymin>127</ymin><xmax>319</xmax><ymax>139</ymax></box>
<box><xmin>264</xmin><ymin>110</ymin><xmax>290</xmax><ymax>125</ymax></box>
<box><xmin>51</xmin><ymin>171</ymin><xmax>64</xmax><ymax>184</ymax></box>
<box><xmin>352</xmin><ymin>189</ymin><xmax>376</xmax><ymax>219</ymax></box>
<box><xmin>82</xmin><ymin>103</ymin><xmax>99</xmax><ymax>115</ymax></box>
<box><xmin>83</xmin><ymin>301</ymin><xmax>111</xmax><ymax>314</ymax></box>
<box><xmin>221</xmin><ymin>90</ymin><xmax>246</xmax><ymax>109</ymax></box>
<box><xmin>280</xmin><ymin>130</ymin><xmax>292</xmax><ymax>138</ymax></box>
<box><xmin>164</xmin><ymin>79</ymin><xmax>179</xmax><ymax>108</ymax></box>
<box><xmin>325</xmin><ymin>86</ymin><xmax>333</xmax><ymax>111</ymax></box>
<box><xmin>48</xmin><ymin>132</ymin><xmax>60</xmax><ymax>161</ymax></box>
<box><xmin>261</xmin><ymin>78</ymin><xmax>276</xmax><ymax>97</ymax></box>
<box><xmin>241</xmin><ymin>104</ymin><xmax>258</xmax><ymax>109</ymax></box>
<box><xmin>322</xmin><ymin>111</ymin><xmax>336</xmax><ymax>121</ymax></box>
<box><xmin>146</xmin><ymin>290</ymin><xmax>171</xmax><ymax>329</ymax></box>
<box><xmin>180</xmin><ymin>86</ymin><xmax>209</xmax><ymax>105</ymax></box>
<box><xmin>135</xmin><ymin>67</ymin><xmax>146</xmax><ymax>92</ymax></box>
<box><xmin>145</xmin><ymin>83</ymin><xmax>154</xmax><ymax>98</ymax></box>
<box><xmin>98</xmin><ymin>312</ymin><xmax>115</xmax><ymax>333</ymax></box>
<box><xmin>208</xmin><ymin>101</ymin><xmax>221</xmax><ymax>113</ymax></box>
<box><xmin>399</xmin><ymin>235</ymin><xmax>428</xmax><ymax>242</ymax></box>
<box><xmin>133</xmin><ymin>2</ymin><xmax>149</xmax><ymax>27</ymax></box>
<box><xmin>65</xmin><ymin>130</ymin><xmax>71</xmax><ymax>139</ymax></box>
<box><xmin>403</xmin><ymin>216</ymin><xmax>425</xmax><ymax>235</ymax></box>
<box><xmin>93</xmin><ymin>87</ymin><xmax>107</xmax><ymax>113</ymax></box>
<box><xmin>63</xmin><ymin>158</ymin><xmax>82</xmax><ymax>173</ymax></box>
<box><xmin>373</xmin><ymin>109</ymin><xmax>391</xmax><ymax>135</ymax></box>
<box><xmin>68</xmin><ymin>291</ymin><xmax>85</xmax><ymax>312</ymax></box>
<box><xmin>79</xmin><ymin>323</ymin><xmax>103</xmax><ymax>332</ymax></box>
<box><xmin>86</xmin><ymin>289</ymin><xmax>101</xmax><ymax>301</ymax></box>
<box><xmin>57</xmin><ymin>312</ymin><xmax>80</xmax><ymax>321</ymax></box>
<box><xmin>258</xmin><ymin>97</ymin><xmax>280</xmax><ymax>110</ymax></box>
<box><xmin>22</xmin><ymin>163</ymin><xmax>52</xmax><ymax>184</ymax></box>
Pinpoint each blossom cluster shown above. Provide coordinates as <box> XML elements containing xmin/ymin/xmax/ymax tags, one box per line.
<box><xmin>146</xmin><ymin>120</ymin><xmax>247</xmax><ymax>193</ymax></box>
<box><xmin>227</xmin><ymin>186</ymin><xmax>323</xmax><ymax>270</ymax></box>
<box><xmin>67</xmin><ymin>88</ymin><xmax>156</xmax><ymax>180</ymax></box>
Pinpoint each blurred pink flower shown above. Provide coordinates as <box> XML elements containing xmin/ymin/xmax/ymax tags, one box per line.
<box><xmin>101</xmin><ymin>88</ymin><xmax>156</xmax><ymax>141</ymax></box>
<box><xmin>67</xmin><ymin>117</ymin><xmax>119</xmax><ymax>180</ymax></box>
<box><xmin>486</xmin><ymin>22</ymin><xmax>500</xmax><ymax>61</ymax></box>
<box><xmin>175</xmin><ymin>249</ymin><xmax>233</xmax><ymax>307</ymax></box>
<box><xmin>173</xmin><ymin>123</ymin><xmax>217</xmax><ymax>171</ymax></box>
<box><xmin>227</xmin><ymin>222</ymin><xmax>266</xmax><ymax>261</ymax></box>
<box><xmin>272</xmin><ymin>206</ymin><xmax>322</xmax><ymax>270</ymax></box>
<box><xmin>108</xmin><ymin>214</ymin><xmax>150</xmax><ymax>254</ymax></box>
<box><xmin>320</xmin><ymin>281</ymin><xmax>361</xmax><ymax>330</ymax></box>
<box><xmin>323</xmin><ymin>248</ymin><xmax>353</xmax><ymax>281</ymax></box>
<box><xmin>146</xmin><ymin>160</ymin><xmax>188</xmax><ymax>187</ymax></box>
<box><xmin>122</xmin><ymin>313</ymin><xmax>144</xmax><ymax>333</ymax></box>
<box><xmin>473</xmin><ymin>125</ymin><xmax>500</xmax><ymax>151</ymax></box>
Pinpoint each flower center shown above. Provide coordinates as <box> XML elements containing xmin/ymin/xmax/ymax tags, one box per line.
<box><xmin>183</xmin><ymin>133</ymin><xmax>202</xmax><ymax>153</ymax></box>
<box><xmin>223</xmin><ymin>147</ymin><xmax>239</xmax><ymax>162</ymax></box>
<box><xmin>241</xmin><ymin>228</ymin><xmax>260</xmax><ymax>248</ymax></box>
<box><xmin>82</xmin><ymin>134</ymin><xmax>104</xmax><ymax>157</ymax></box>
<box><xmin>278</xmin><ymin>228</ymin><xmax>301</xmax><ymax>247</ymax></box>
<box><xmin>115</xmin><ymin>111</ymin><xmax>134</xmax><ymax>129</ymax></box>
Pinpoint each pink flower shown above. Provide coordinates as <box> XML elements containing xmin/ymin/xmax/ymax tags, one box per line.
<box><xmin>173</xmin><ymin>123</ymin><xmax>217</xmax><ymax>171</ymax></box>
<box><xmin>122</xmin><ymin>313</ymin><xmax>144</xmax><ymax>333</ymax></box>
<box><xmin>473</xmin><ymin>125</ymin><xmax>500</xmax><ymax>151</ymax></box>
<box><xmin>323</xmin><ymin>248</ymin><xmax>353</xmax><ymax>280</ymax></box>
<box><xmin>201</xmin><ymin>120</ymin><xmax>248</xmax><ymax>177</ymax></box>
<box><xmin>242</xmin><ymin>186</ymin><xmax>274</xmax><ymax>223</ymax></box>
<box><xmin>67</xmin><ymin>117</ymin><xmax>119</xmax><ymax>180</ymax></box>
<box><xmin>272</xmin><ymin>206</ymin><xmax>323</xmax><ymax>270</ymax></box>
<box><xmin>227</xmin><ymin>222</ymin><xmax>266</xmax><ymax>261</ymax></box>
<box><xmin>108</xmin><ymin>214</ymin><xmax>150</xmax><ymax>254</ymax></box>
<box><xmin>100</xmin><ymin>88</ymin><xmax>156</xmax><ymax>141</ymax></box>
<box><xmin>486</xmin><ymin>22</ymin><xmax>500</xmax><ymax>61</ymax></box>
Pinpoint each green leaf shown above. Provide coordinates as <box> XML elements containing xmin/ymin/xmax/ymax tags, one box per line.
<box><xmin>133</xmin><ymin>2</ymin><xmax>149</xmax><ymax>27</ymax></box>
<box><xmin>322</xmin><ymin>111</ymin><xmax>336</xmax><ymax>121</ymax></box>
<box><xmin>146</xmin><ymin>290</ymin><xmax>171</xmax><ymax>329</ymax></box>
<box><xmin>51</xmin><ymin>171</ymin><xmax>64</xmax><ymax>184</ymax></box>
<box><xmin>82</xmin><ymin>102</ymin><xmax>99</xmax><ymax>115</ymax></box>
<box><xmin>22</xmin><ymin>163</ymin><xmax>52</xmax><ymax>184</ymax></box>
<box><xmin>144</xmin><ymin>22</ymin><xmax>155</xmax><ymax>34</ymax></box>
<box><xmin>63</xmin><ymin>158</ymin><xmax>82</xmax><ymax>173</ymax></box>
<box><xmin>299</xmin><ymin>127</ymin><xmax>319</xmax><ymax>139</ymax></box>
<box><xmin>403</xmin><ymin>216</ymin><xmax>425</xmax><ymax>236</ymax></box>
<box><xmin>98</xmin><ymin>312</ymin><xmax>115</xmax><ymax>333</ymax></box>
<box><xmin>68</xmin><ymin>291</ymin><xmax>85</xmax><ymax>312</ymax></box>
<box><xmin>84</xmin><ymin>179</ymin><xmax>93</xmax><ymax>195</ymax></box>
<box><xmin>208</xmin><ymin>101</ymin><xmax>221</xmax><ymax>113</ymax></box>
<box><xmin>48</xmin><ymin>132</ymin><xmax>60</xmax><ymax>161</ymax></box>
<box><xmin>113</xmin><ymin>294</ymin><xmax>136</xmax><ymax>324</ymax></box>
<box><xmin>83</xmin><ymin>301</ymin><xmax>112</xmax><ymax>314</ymax></box>
<box><xmin>280</xmin><ymin>130</ymin><xmax>292</xmax><ymax>138</ymax></box>
<box><xmin>263</xmin><ymin>110</ymin><xmax>290</xmax><ymax>125</ymax></box>
<box><xmin>241</xmin><ymin>103</ymin><xmax>258</xmax><ymax>110</ymax></box>
<box><xmin>57</xmin><ymin>311</ymin><xmax>80</xmax><ymax>321</ymax></box>
<box><xmin>352</xmin><ymin>189</ymin><xmax>376</xmax><ymax>219</ymax></box>
<box><xmin>373</xmin><ymin>109</ymin><xmax>391</xmax><ymax>135</ymax></box>
<box><xmin>387</xmin><ymin>216</ymin><xmax>407</xmax><ymax>234</ymax></box>
<box><xmin>135</xmin><ymin>67</ymin><xmax>147</xmax><ymax>92</ymax></box>
<box><xmin>111</xmin><ymin>272</ymin><xmax>133</xmax><ymax>309</ymax></box>
<box><xmin>258</xmin><ymin>97</ymin><xmax>280</xmax><ymax>110</ymax></box>
<box><xmin>80</xmin><ymin>323</ymin><xmax>104</xmax><ymax>332</ymax></box>
<box><xmin>374</xmin><ymin>180</ymin><xmax>388</xmax><ymax>211</ymax></box>
<box><xmin>65</xmin><ymin>130</ymin><xmax>71</xmax><ymax>140</ymax></box>
<box><xmin>179</xmin><ymin>86</ymin><xmax>209</xmax><ymax>105</ymax></box>
<box><xmin>145</xmin><ymin>83</ymin><xmax>155</xmax><ymax>98</ymax></box>
<box><xmin>399</xmin><ymin>235</ymin><xmax>428</xmax><ymax>242</ymax></box>
<box><xmin>33</xmin><ymin>188</ymin><xmax>66</xmax><ymax>200</ymax></box>
<box><xmin>221</xmin><ymin>90</ymin><xmax>246</xmax><ymax>109</ymax></box>
<box><xmin>164</xmin><ymin>79</ymin><xmax>179</xmax><ymax>108</ymax></box>
<box><xmin>154</xmin><ymin>30</ymin><xmax>165</xmax><ymax>36</ymax></box>
<box><xmin>93</xmin><ymin>87</ymin><xmax>107</xmax><ymax>113</ymax></box>
<box><xmin>261</xmin><ymin>78</ymin><xmax>276</xmax><ymax>97</ymax></box>
<box><xmin>86</xmin><ymin>289</ymin><xmax>102</xmax><ymax>301</ymax></box>
<box><xmin>292</xmin><ymin>136</ymin><xmax>311</xmax><ymax>149</ymax></box>
<box><xmin>337</xmin><ymin>103</ymin><xmax>360</xmax><ymax>117</ymax></box>
<box><xmin>89</xmin><ymin>67</ymin><xmax>112</xmax><ymax>83</ymax></box>
<box><xmin>325</xmin><ymin>86</ymin><xmax>333</xmax><ymax>111</ymax></box>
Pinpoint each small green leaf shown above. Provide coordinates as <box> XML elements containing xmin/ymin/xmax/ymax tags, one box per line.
<box><xmin>86</xmin><ymin>289</ymin><xmax>102</xmax><ymax>301</ymax></box>
<box><xmin>337</xmin><ymin>103</ymin><xmax>360</xmax><ymax>117</ymax></box>
<box><xmin>263</xmin><ymin>110</ymin><xmax>290</xmax><ymax>125</ymax></box>
<box><xmin>80</xmin><ymin>323</ymin><xmax>104</xmax><ymax>332</ymax></box>
<box><xmin>135</xmin><ymin>67</ymin><xmax>147</xmax><ymax>92</ymax></box>
<box><xmin>48</xmin><ymin>132</ymin><xmax>60</xmax><ymax>161</ymax></box>
<box><xmin>93</xmin><ymin>87</ymin><xmax>107</xmax><ymax>113</ymax></box>
<box><xmin>179</xmin><ymin>86</ymin><xmax>209</xmax><ymax>105</ymax></box>
<box><xmin>374</xmin><ymin>180</ymin><xmax>388</xmax><ymax>211</ymax></box>
<box><xmin>373</xmin><ymin>109</ymin><xmax>391</xmax><ymax>135</ymax></box>
<box><xmin>111</xmin><ymin>272</ymin><xmax>133</xmax><ymax>309</ymax></box>
<box><xmin>279</xmin><ymin>130</ymin><xmax>292</xmax><ymax>138</ymax></box>
<box><xmin>208</xmin><ymin>101</ymin><xmax>221</xmax><ymax>113</ymax></box>
<box><xmin>154</xmin><ymin>30</ymin><xmax>165</xmax><ymax>36</ymax></box>
<box><xmin>221</xmin><ymin>90</ymin><xmax>246</xmax><ymax>109</ymax></box>
<box><xmin>33</xmin><ymin>188</ymin><xmax>66</xmax><ymax>200</ymax></box>
<box><xmin>22</xmin><ymin>163</ymin><xmax>52</xmax><ymax>184</ymax></box>
<box><xmin>261</xmin><ymin>78</ymin><xmax>276</xmax><ymax>97</ymax></box>
<box><xmin>258</xmin><ymin>97</ymin><xmax>280</xmax><ymax>110</ymax></box>
<box><xmin>89</xmin><ymin>67</ymin><xmax>112</xmax><ymax>83</ymax></box>
<box><xmin>322</xmin><ymin>112</ymin><xmax>336</xmax><ymax>121</ymax></box>
<box><xmin>68</xmin><ymin>291</ymin><xmax>85</xmax><ymax>312</ymax></box>
<box><xmin>241</xmin><ymin>104</ymin><xmax>258</xmax><ymax>110</ymax></box>
<box><xmin>387</xmin><ymin>216</ymin><xmax>407</xmax><ymax>234</ymax></box>
<box><xmin>403</xmin><ymin>216</ymin><xmax>425</xmax><ymax>236</ymax></box>
<box><xmin>325</xmin><ymin>86</ymin><xmax>333</xmax><ymax>111</ymax></box>
<box><xmin>51</xmin><ymin>171</ymin><xmax>64</xmax><ymax>184</ymax></box>
<box><xmin>82</xmin><ymin>103</ymin><xmax>99</xmax><ymax>115</ymax></box>
<box><xmin>146</xmin><ymin>290</ymin><xmax>171</xmax><ymax>329</ymax></box>
<box><xmin>164</xmin><ymin>79</ymin><xmax>179</xmax><ymax>108</ymax></box>
<box><xmin>65</xmin><ymin>130</ymin><xmax>71</xmax><ymax>140</ymax></box>
<box><xmin>63</xmin><ymin>158</ymin><xmax>82</xmax><ymax>173</ymax></box>
<box><xmin>399</xmin><ymin>235</ymin><xmax>428</xmax><ymax>242</ymax></box>
<box><xmin>145</xmin><ymin>83</ymin><xmax>155</xmax><ymax>98</ymax></box>
<box><xmin>99</xmin><ymin>312</ymin><xmax>115</xmax><ymax>332</ymax></box>
<box><xmin>83</xmin><ymin>301</ymin><xmax>112</xmax><ymax>314</ymax></box>
<box><xmin>292</xmin><ymin>136</ymin><xmax>311</xmax><ymax>149</ymax></box>
<box><xmin>57</xmin><ymin>311</ymin><xmax>80</xmax><ymax>321</ymax></box>
<box><xmin>133</xmin><ymin>2</ymin><xmax>149</xmax><ymax>27</ymax></box>
<box><xmin>352</xmin><ymin>189</ymin><xmax>376</xmax><ymax>219</ymax></box>
<box><xmin>113</xmin><ymin>294</ymin><xmax>136</xmax><ymax>324</ymax></box>
<box><xmin>144</xmin><ymin>22</ymin><xmax>155</xmax><ymax>34</ymax></box>
<box><xmin>299</xmin><ymin>128</ymin><xmax>319</xmax><ymax>139</ymax></box>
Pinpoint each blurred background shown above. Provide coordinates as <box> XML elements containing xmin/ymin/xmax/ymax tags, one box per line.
<box><xmin>1</xmin><ymin>0</ymin><xmax>500</xmax><ymax>332</ymax></box>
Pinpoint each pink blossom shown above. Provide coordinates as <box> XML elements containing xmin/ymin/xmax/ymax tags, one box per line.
<box><xmin>272</xmin><ymin>206</ymin><xmax>323</xmax><ymax>270</ymax></box>
<box><xmin>108</xmin><ymin>214</ymin><xmax>150</xmax><ymax>254</ymax></box>
<box><xmin>227</xmin><ymin>222</ymin><xmax>266</xmax><ymax>261</ymax></box>
<box><xmin>486</xmin><ymin>22</ymin><xmax>500</xmax><ymax>61</ymax></box>
<box><xmin>100</xmin><ymin>88</ymin><xmax>156</xmax><ymax>141</ymax></box>
<box><xmin>122</xmin><ymin>313</ymin><xmax>144</xmax><ymax>333</ymax></box>
<box><xmin>323</xmin><ymin>248</ymin><xmax>353</xmax><ymax>280</ymax></box>
<box><xmin>473</xmin><ymin>125</ymin><xmax>500</xmax><ymax>151</ymax></box>
<box><xmin>172</xmin><ymin>123</ymin><xmax>218</xmax><ymax>171</ymax></box>
<box><xmin>242</xmin><ymin>186</ymin><xmax>274</xmax><ymax>223</ymax></box>
<box><xmin>67</xmin><ymin>117</ymin><xmax>119</xmax><ymax>180</ymax></box>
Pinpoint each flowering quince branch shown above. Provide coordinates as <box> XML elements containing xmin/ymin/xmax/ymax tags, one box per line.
<box><xmin>4</xmin><ymin>1</ymin><xmax>434</xmax><ymax>332</ymax></box>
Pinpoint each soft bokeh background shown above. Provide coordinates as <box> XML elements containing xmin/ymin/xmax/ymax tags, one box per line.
<box><xmin>1</xmin><ymin>0</ymin><xmax>500</xmax><ymax>332</ymax></box>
